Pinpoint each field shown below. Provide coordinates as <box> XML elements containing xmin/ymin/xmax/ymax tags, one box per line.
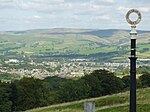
<box><xmin>26</xmin><ymin>87</ymin><xmax>150</xmax><ymax>112</ymax></box>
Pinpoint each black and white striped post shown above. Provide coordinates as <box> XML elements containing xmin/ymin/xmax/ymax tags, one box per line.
<box><xmin>126</xmin><ymin>9</ymin><xmax>142</xmax><ymax>112</ymax></box>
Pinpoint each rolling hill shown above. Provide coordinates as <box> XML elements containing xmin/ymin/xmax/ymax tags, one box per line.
<box><xmin>25</xmin><ymin>87</ymin><xmax>150</xmax><ymax>112</ymax></box>
<box><xmin>0</xmin><ymin>28</ymin><xmax>150</xmax><ymax>61</ymax></box>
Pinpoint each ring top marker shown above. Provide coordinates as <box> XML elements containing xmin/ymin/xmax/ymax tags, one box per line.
<box><xmin>126</xmin><ymin>9</ymin><xmax>141</xmax><ymax>25</ymax></box>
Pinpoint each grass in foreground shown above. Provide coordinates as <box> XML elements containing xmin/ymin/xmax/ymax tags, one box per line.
<box><xmin>26</xmin><ymin>88</ymin><xmax>150</xmax><ymax>112</ymax></box>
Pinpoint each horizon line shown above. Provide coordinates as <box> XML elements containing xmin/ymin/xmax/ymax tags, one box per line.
<box><xmin>0</xmin><ymin>27</ymin><xmax>150</xmax><ymax>32</ymax></box>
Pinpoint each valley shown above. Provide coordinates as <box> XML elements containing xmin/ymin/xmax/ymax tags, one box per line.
<box><xmin>0</xmin><ymin>28</ymin><xmax>150</xmax><ymax>80</ymax></box>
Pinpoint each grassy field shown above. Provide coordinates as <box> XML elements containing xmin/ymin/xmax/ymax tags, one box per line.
<box><xmin>25</xmin><ymin>87</ymin><xmax>150</xmax><ymax>112</ymax></box>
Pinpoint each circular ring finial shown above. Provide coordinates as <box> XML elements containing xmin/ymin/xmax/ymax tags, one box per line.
<box><xmin>126</xmin><ymin>9</ymin><xmax>141</xmax><ymax>25</ymax></box>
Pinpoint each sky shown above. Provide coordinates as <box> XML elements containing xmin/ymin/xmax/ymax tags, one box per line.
<box><xmin>0</xmin><ymin>0</ymin><xmax>149</xmax><ymax>31</ymax></box>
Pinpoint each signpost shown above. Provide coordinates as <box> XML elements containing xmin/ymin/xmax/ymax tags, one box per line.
<box><xmin>126</xmin><ymin>9</ymin><xmax>142</xmax><ymax>112</ymax></box>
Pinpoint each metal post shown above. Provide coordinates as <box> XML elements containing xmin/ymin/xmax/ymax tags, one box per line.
<box><xmin>126</xmin><ymin>9</ymin><xmax>142</xmax><ymax>112</ymax></box>
<box><xmin>129</xmin><ymin>25</ymin><xmax>137</xmax><ymax>112</ymax></box>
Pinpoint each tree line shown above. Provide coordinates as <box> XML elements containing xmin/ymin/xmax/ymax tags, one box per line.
<box><xmin>0</xmin><ymin>69</ymin><xmax>150</xmax><ymax>112</ymax></box>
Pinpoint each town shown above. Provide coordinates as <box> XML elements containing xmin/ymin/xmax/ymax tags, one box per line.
<box><xmin>0</xmin><ymin>58</ymin><xmax>150</xmax><ymax>79</ymax></box>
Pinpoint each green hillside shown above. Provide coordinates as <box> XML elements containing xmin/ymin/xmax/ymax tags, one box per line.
<box><xmin>0</xmin><ymin>29</ymin><xmax>150</xmax><ymax>61</ymax></box>
<box><xmin>26</xmin><ymin>87</ymin><xmax>150</xmax><ymax>112</ymax></box>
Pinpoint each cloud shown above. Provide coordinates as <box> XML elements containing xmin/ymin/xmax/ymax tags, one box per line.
<box><xmin>92</xmin><ymin>0</ymin><xmax>115</xmax><ymax>5</ymax></box>
<box><xmin>0</xmin><ymin>0</ymin><xmax>65</xmax><ymax>12</ymax></box>
<box><xmin>14</xmin><ymin>1</ymin><xmax>72</xmax><ymax>14</ymax></box>
<box><xmin>93</xmin><ymin>15</ymin><xmax>110</xmax><ymax>20</ymax></box>
<box><xmin>117</xmin><ymin>6</ymin><xmax>150</xmax><ymax>14</ymax></box>
<box><xmin>102</xmin><ymin>0</ymin><xmax>115</xmax><ymax>3</ymax></box>
<box><xmin>33</xmin><ymin>15</ymin><xmax>42</xmax><ymax>19</ymax></box>
<box><xmin>74</xmin><ymin>3</ymin><xmax>111</xmax><ymax>16</ymax></box>
<box><xmin>48</xmin><ymin>14</ymin><xmax>57</xmax><ymax>19</ymax></box>
<box><xmin>139</xmin><ymin>7</ymin><xmax>150</xmax><ymax>13</ymax></box>
<box><xmin>0</xmin><ymin>0</ymin><xmax>17</xmax><ymax>9</ymax></box>
<box><xmin>0</xmin><ymin>0</ymin><xmax>13</xmax><ymax>2</ymax></box>
<box><xmin>0</xmin><ymin>0</ymin><xmax>149</xmax><ymax>31</ymax></box>
<box><xmin>117</xmin><ymin>6</ymin><xmax>130</xmax><ymax>14</ymax></box>
<box><xmin>69</xmin><ymin>15</ymin><xmax>80</xmax><ymax>21</ymax></box>
<box><xmin>32</xmin><ymin>0</ymin><xmax>65</xmax><ymax>4</ymax></box>
<box><xmin>0</xmin><ymin>0</ymin><xmax>112</xmax><ymax>15</ymax></box>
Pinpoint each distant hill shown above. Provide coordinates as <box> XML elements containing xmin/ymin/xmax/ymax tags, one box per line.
<box><xmin>26</xmin><ymin>87</ymin><xmax>150</xmax><ymax>112</ymax></box>
<box><xmin>81</xmin><ymin>29</ymin><xmax>150</xmax><ymax>37</ymax></box>
<box><xmin>3</xmin><ymin>28</ymin><xmax>150</xmax><ymax>37</ymax></box>
<box><xmin>0</xmin><ymin>28</ymin><xmax>150</xmax><ymax>61</ymax></box>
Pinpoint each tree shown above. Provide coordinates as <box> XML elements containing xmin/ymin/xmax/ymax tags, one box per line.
<box><xmin>11</xmin><ymin>77</ymin><xmax>52</xmax><ymax>111</ymax></box>
<box><xmin>100</xmin><ymin>75</ymin><xmax>124</xmax><ymax>95</ymax></box>
<box><xmin>44</xmin><ymin>76</ymin><xmax>68</xmax><ymax>91</ymax></box>
<box><xmin>0</xmin><ymin>82</ymin><xmax>12</xmax><ymax>112</ymax></box>
<box><xmin>82</xmin><ymin>74</ymin><xmax>103</xmax><ymax>97</ymax></box>
<box><xmin>82</xmin><ymin>69</ymin><xmax>124</xmax><ymax>96</ymax></box>
<box><xmin>44</xmin><ymin>76</ymin><xmax>68</xmax><ymax>104</ymax></box>
<box><xmin>122</xmin><ymin>76</ymin><xmax>130</xmax><ymax>90</ymax></box>
<box><xmin>139</xmin><ymin>72</ymin><xmax>150</xmax><ymax>87</ymax></box>
<box><xmin>59</xmin><ymin>79</ymin><xmax>90</xmax><ymax>102</ymax></box>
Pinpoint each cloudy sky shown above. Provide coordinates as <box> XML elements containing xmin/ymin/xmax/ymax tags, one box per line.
<box><xmin>0</xmin><ymin>0</ymin><xmax>149</xmax><ymax>31</ymax></box>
